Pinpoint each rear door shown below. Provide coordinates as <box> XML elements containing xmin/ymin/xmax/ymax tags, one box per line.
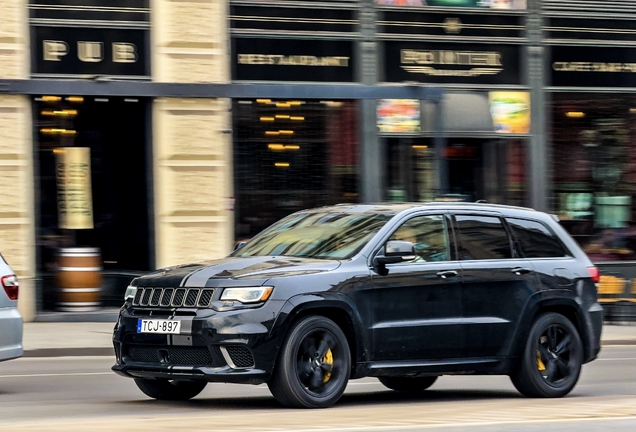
<box><xmin>453</xmin><ymin>213</ymin><xmax>538</xmax><ymax>358</ymax></box>
<box><xmin>505</xmin><ymin>217</ymin><xmax>576</xmax><ymax>290</ymax></box>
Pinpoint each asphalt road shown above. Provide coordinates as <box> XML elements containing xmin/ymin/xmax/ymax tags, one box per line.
<box><xmin>1</xmin><ymin>346</ymin><xmax>635</xmax><ymax>431</ymax></box>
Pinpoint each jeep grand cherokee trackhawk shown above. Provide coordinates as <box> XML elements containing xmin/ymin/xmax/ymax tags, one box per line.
<box><xmin>112</xmin><ymin>203</ymin><xmax>603</xmax><ymax>408</ymax></box>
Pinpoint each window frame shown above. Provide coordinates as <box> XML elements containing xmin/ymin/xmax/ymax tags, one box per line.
<box><xmin>450</xmin><ymin>212</ymin><xmax>517</xmax><ymax>262</ymax></box>
<box><xmin>370</xmin><ymin>212</ymin><xmax>457</xmax><ymax>265</ymax></box>
<box><xmin>505</xmin><ymin>217</ymin><xmax>573</xmax><ymax>260</ymax></box>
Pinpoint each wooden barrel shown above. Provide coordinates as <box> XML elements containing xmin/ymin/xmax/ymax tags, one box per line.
<box><xmin>55</xmin><ymin>247</ymin><xmax>102</xmax><ymax>312</ymax></box>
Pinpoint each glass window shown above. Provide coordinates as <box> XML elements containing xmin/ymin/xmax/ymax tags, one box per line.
<box><xmin>455</xmin><ymin>215</ymin><xmax>512</xmax><ymax>260</ymax></box>
<box><xmin>389</xmin><ymin>215</ymin><xmax>450</xmax><ymax>262</ymax></box>
<box><xmin>551</xmin><ymin>93</ymin><xmax>636</xmax><ymax>262</ymax></box>
<box><xmin>234</xmin><ymin>211</ymin><xmax>391</xmax><ymax>260</ymax></box>
<box><xmin>233</xmin><ymin>99</ymin><xmax>359</xmax><ymax>241</ymax></box>
<box><xmin>507</xmin><ymin>218</ymin><xmax>568</xmax><ymax>258</ymax></box>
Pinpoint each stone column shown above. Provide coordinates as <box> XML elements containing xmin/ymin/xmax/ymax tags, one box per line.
<box><xmin>152</xmin><ymin>0</ymin><xmax>232</xmax><ymax>268</ymax></box>
<box><xmin>0</xmin><ymin>0</ymin><xmax>35</xmax><ymax>320</ymax></box>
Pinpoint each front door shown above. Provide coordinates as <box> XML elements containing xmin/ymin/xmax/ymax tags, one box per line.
<box><xmin>368</xmin><ymin>214</ymin><xmax>463</xmax><ymax>361</ymax></box>
<box><xmin>453</xmin><ymin>213</ymin><xmax>538</xmax><ymax>358</ymax></box>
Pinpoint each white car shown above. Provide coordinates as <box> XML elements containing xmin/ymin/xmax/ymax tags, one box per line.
<box><xmin>0</xmin><ymin>253</ymin><xmax>23</xmax><ymax>362</ymax></box>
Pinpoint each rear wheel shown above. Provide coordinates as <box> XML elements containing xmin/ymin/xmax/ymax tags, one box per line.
<box><xmin>268</xmin><ymin>315</ymin><xmax>351</xmax><ymax>408</ymax></box>
<box><xmin>134</xmin><ymin>378</ymin><xmax>207</xmax><ymax>401</ymax></box>
<box><xmin>378</xmin><ymin>376</ymin><xmax>438</xmax><ymax>393</ymax></box>
<box><xmin>510</xmin><ymin>312</ymin><xmax>583</xmax><ymax>398</ymax></box>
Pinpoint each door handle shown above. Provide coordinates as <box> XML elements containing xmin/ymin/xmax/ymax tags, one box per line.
<box><xmin>437</xmin><ymin>270</ymin><xmax>458</xmax><ymax>279</ymax></box>
<box><xmin>511</xmin><ymin>267</ymin><xmax>532</xmax><ymax>275</ymax></box>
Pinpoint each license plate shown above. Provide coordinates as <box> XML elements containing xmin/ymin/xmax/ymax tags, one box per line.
<box><xmin>137</xmin><ymin>319</ymin><xmax>181</xmax><ymax>334</ymax></box>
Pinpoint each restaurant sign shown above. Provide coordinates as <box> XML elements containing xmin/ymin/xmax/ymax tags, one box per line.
<box><xmin>384</xmin><ymin>42</ymin><xmax>521</xmax><ymax>85</ymax></box>
<box><xmin>233</xmin><ymin>38</ymin><xmax>354</xmax><ymax>82</ymax></box>
<box><xmin>551</xmin><ymin>46</ymin><xmax>636</xmax><ymax>88</ymax></box>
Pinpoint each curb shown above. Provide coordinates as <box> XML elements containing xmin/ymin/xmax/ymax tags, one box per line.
<box><xmin>34</xmin><ymin>309</ymin><xmax>120</xmax><ymax>323</ymax></box>
<box><xmin>23</xmin><ymin>348</ymin><xmax>114</xmax><ymax>358</ymax></box>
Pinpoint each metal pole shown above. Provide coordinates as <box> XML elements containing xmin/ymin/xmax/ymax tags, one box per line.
<box><xmin>359</xmin><ymin>0</ymin><xmax>383</xmax><ymax>203</ymax></box>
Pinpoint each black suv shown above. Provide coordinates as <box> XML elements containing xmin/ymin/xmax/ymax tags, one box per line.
<box><xmin>112</xmin><ymin>203</ymin><xmax>603</xmax><ymax>408</ymax></box>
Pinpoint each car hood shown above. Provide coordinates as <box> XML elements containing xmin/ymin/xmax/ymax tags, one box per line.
<box><xmin>133</xmin><ymin>256</ymin><xmax>342</xmax><ymax>287</ymax></box>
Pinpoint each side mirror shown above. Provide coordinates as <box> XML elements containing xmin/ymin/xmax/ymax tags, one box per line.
<box><xmin>375</xmin><ymin>240</ymin><xmax>416</xmax><ymax>265</ymax></box>
<box><xmin>233</xmin><ymin>241</ymin><xmax>247</xmax><ymax>252</ymax></box>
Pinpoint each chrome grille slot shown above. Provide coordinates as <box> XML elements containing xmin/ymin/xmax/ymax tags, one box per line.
<box><xmin>160</xmin><ymin>288</ymin><xmax>174</xmax><ymax>307</ymax></box>
<box><xmin>184</xmin><ymin>289</ymin><xmax>199</xmax><ymax>307</ymax></box>
<box><xmin>150</xmin><ymin>289</ymin><xmax>162</xmax><ymax>306</ymax></box>
<box><xmin>198</xmin><ymin>289</ymin><xmax>214</xmax><ymax>307</ymax></box>
<box><xmin>172</xmin><ymin>288</ymin><xmax>186</xmax><ymax>307</ymax></box>
<box><xmin>133</xmin><ymin>289</ymin><xmax>143</xmax><ymax>306</ymax></box>
<box><xmin>140</xmin><ymin>288</ymin><xmax>152</xmax><ymax>306</ymax></box>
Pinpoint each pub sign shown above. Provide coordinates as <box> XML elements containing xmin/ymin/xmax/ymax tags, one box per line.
<box><xmin>33</xmin><ymin>27</ymin><xmax>149</xmax><ymax>77</ymax></box>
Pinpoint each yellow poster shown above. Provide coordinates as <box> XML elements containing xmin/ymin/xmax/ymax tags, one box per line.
<box><xmin>377</xmin><ymin>99</ymin><xmax>421</xmax><ymax>134</ymax></box>
<box><xmin>489</xmin><ymin>91</ymin><xmax>531</xmax><ymax>134</ymax></box>
<box><xmin>55</xmin><ymin>147</ymin><xmax>94</xmax><ymax>229</ymax></box>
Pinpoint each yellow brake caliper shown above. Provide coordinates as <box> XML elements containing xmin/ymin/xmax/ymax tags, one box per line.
<box><xmin>536</xmin><ymin>350</ymin><xmax>546</xmax><ymax>371</ymax></box>
<box><xmin>323</xmin><ymin>348</ymin><xmax>334</xmax><ymax>383</ymax></box>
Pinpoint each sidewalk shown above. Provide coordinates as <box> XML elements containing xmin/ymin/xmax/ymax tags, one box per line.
<box><xmin>20</xmin><ymin>318</ymin><xmax>636</xmax><ymax>358</ymax></box>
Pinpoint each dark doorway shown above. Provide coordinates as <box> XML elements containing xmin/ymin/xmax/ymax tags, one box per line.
<box><xmin>34</xmin><ymin>96</ymin><xmax>151</xmax><ymax>309</ymax></box>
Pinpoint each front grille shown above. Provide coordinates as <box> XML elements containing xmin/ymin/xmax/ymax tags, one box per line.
<box><xmin>225</xmin><ymin>345</ymin><xmax>255</xmax><ymax>368</ymax></box>
<box><xmin>132</xmin><ymin>287</ymin><xmax>214</xmax><ymax>308</ymax></box>
<box><xmin>127</xmin><ymin>345</ymin><xmax>215</xmax><ymax>365</ymax></box>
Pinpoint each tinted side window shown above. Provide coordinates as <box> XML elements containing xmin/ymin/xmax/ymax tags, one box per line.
<box><xmin>455</xmin><ymin>215</ymin><xmax>512</xmax><ymax>260</ymax></box>
<box><xmin>507</xmin><ymin>218</ymin><xmax>568</xmax><ymax>258</ymax></box>
<box><xmin>389</xmin><ymin>215</ymin><xmax>450</xmax><ymax>262</ymax></box>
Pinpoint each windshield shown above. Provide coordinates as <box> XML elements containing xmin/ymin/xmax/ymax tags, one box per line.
<box><xmin>233</xmin><ymin>211</ymin><xmax>392</xmax><ymax>260</ymax></box>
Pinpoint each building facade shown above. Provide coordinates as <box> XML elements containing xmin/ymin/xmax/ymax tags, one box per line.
<box><xmin>2</xmin><ymin>0</ymin><xmax>636</xmax><ymax>319</ymax></box>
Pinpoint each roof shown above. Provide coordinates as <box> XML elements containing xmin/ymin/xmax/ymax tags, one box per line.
<box><xmin>305</xmin><ymin>202</ymin><xmax>538</xmax><ymax>216</ymax></box>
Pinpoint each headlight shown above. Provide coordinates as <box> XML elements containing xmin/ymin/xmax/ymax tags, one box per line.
<box><xmin>220</xmin><ymin>286</ymin><xmax>273</xmax><ymax>304</ymax></box>
<box><xmin>124</xmin><ymin>285</ymin><xmax>137</xmax><ymax>301</ymax></box>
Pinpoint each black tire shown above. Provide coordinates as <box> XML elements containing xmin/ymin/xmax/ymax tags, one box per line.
<box><xmin>510</xmin><ymin>312</ymin><xmax>583</xmax><ymax>398</ymax></box>
<box><xmin>378</xmin><ymin>376</ymin><xmax>438</xmax><ymax>393</ymax></box>
<box><xmin>267</xmin><ymin>315</ymin><xmax>351</xmax><ymax>408</ymax></box>
<box><xmin>134</xmin><ymin>378</ymin><xmax>207</xmax><ymax>401</ymax></box>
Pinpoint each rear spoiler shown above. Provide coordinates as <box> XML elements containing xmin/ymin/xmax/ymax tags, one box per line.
<box><xmin>550</xmin><ymin>214</ymin><xmax>560</xmax><ymax>222</ymax></box>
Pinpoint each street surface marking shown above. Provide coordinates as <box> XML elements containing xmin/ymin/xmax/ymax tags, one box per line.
<box><xmin>0</xmin><ymin>372</ymin><xmax>112</xmax><ymax>379</ymax></box>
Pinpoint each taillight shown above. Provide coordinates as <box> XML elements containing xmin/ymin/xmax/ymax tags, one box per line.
<box><xmin>587</xmin><ymin>266</ymin><xmax>600</xmax><ymax>284</ymax></box>
<box><xmin>1</xmin><ymin>274</ymin><xmax>19</xmax><ymax>300</ymax></box>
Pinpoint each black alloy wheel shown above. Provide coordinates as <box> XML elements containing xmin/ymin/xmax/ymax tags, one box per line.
<box><xmin>134</xmin><ymin>378</ymin><xmax>207</xmax><ymax>401</ymax></box>
<box><xmin>378</xmin><ymin>376</ymin><xmax>438</xmax><ymax>393</ymax></box>
<box><xmin>511</xmin><ymin>312</ymin><xmax>583</xmax><ymax>398</ymax></box>
<box><xmin>268</xmin><ymin>315</ymin><xmax>351</xmax><ymax>408</ymax></box>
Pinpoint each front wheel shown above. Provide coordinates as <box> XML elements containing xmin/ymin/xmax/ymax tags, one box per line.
<box><xmin>378</xmin><ymin>376</ymin><xmax>438</xmax><ymax>393</ymax></box>
<box><xmin>134</xmin><ymin>378</ymin><xmax>207</xmax><ymax>401</ymax></box>
<box><xmin>268</xmin><ymin>315</ymin><xmax>351</xmax><ymax>408</ymax></box>
<box><xmin>510</xmin><ymin>312</ymin><xmax>583</xmax><ymax>398</ymax></box>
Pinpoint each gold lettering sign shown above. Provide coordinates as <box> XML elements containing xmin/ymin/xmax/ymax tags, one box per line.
<box><xmin>56</xmin><ymin>147</ymin><xmax>94</xmax><ymax>230</ymax></box>
<box><xmin>553</xmin><ymin>62</ymin><xmax>636</xmax><ymax>73</ymax></box>
<box><xmin>400</xmin><ymin>49</ymin><xmax>503</xmax><ymax>77</ymax></box>
<box><xmin>237</xmin><ymin>54</ymin><xmax>350</xmax><ymax>67</ymax></box>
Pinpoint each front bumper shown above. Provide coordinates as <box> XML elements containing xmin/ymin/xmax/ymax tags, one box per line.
<box><xmin>112</xmin><ymin>300</ymin><xmax>287</xmax><ymax>384</ymax></box>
